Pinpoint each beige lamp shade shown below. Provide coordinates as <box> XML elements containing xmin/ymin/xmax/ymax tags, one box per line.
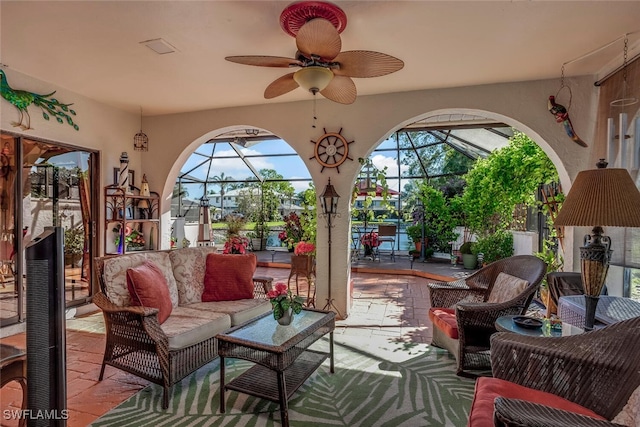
<box><xmin>554</xmin><ymin>164</ymin><xmax>640</xmax><ymax>228</ymax></box>
<box><xmin>293</xmin><ymin>66</ymin><xmax>334</xmax><ymax>94</ymax></box>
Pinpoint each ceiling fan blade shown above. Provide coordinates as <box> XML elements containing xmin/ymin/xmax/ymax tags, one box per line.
<box><xmin>332</xmin><ymin>50</ymin><xmax>404</xmax><ymax>78</ymax></box>
<box><xmin>225</xmin><ymin>55</ymin><xmax>302</xmax><ymax>68</ymax></box>
<box><xmin>320</xmin><ymin>75</ymin><xmax>356</xmax><ymax>104</ymax></box>
<box><xmin>296</xmin><ymin>18</ymin><xmax>341</xmax><ymax>61</ymax></box>
<box><xmin>264</xmin><ymin>73</ymin><xmax>299</xmax><ymax>99</ymax></box>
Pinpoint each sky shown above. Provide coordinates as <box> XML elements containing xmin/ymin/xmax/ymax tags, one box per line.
<box><xmin>178</xmin><ymin>137</ymin><xmax>407</xmax><ymax>200</ymax></box>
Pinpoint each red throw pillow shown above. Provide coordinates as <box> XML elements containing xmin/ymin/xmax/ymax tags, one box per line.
<box><xmin>202</xmin><ymin>253</ymin><xmax>257</xmax><ymax>302</ymax></box>
<box><xmin>126</xmin><ymin>261</ymin><xmax>173</xmax><ymax>324</ymax></box>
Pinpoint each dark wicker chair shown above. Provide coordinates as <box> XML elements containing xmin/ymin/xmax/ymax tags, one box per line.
<box><xmin>428</xmin><ymin>255</ymin><xmax>546</xmax><ymax>375</ymax></box>
<box><xmin>489</xmin><ymin>316</ymin><xmax>640</xmax><ymax>426</ymax></box>
<box><xmin>93</xmin><ymin>256</ymin><xmax>273</xmax><ymax>409</ymax></box>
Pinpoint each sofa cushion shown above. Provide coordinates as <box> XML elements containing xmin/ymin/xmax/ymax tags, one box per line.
<box><xmin>468</xmin><ymin>377</ymin><xmax>606</xmax><ymax>427</ymax></box>
<box><xmin>126</xmin><ymin>261</ymin><xmax>173</xmax><ymax>324</ymax></box>
<box><xmin>202</xmin><ymin>253</ymin><xmax>257</xmax><ymax>302</ymax></box>
<box><xmin>102</xmin><ymin>252</ymin><xmax>179</xmax><ymax>308</ymax></box>
<box><xmin>185</xmin><ymin>300</ymin><xmax>272</xmax><ymax>326</ymax></box>
<box><xmin>169</xmin><ymin>246</ymin><xmax>218</xmax><ymax>304</ymax></box>
<box><xmin>161</xmin><ymin>306</ymin><xmax>231</xmax><ymax>350</ymax></box>
<box><xmin>487</xmin><ymin>272</ymin><xmax>529</xmax><ymax>303</ymax></box>
<box><xmin>429</xmin><ymin>307</ymin><xmax>458</xmax><ymax>339</ymax></box>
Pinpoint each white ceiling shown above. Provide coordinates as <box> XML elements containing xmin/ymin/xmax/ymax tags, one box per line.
<box><xmin>1</xmin><ymin>1</ymin><xmax>640</xmax><ymax>116</ymax></box>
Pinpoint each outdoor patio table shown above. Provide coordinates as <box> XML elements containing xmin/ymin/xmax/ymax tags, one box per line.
<box><xmin>495</xmin><ymin>315</ymin><xmax>582</xmax><ymax>337</ymax></box>
<box><xmin>217</xmin><ymin>308</ymin><xmax>335</xmax><ymax>427</ymax></box>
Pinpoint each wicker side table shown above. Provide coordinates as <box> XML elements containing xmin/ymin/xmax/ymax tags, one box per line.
<box><xmin>217</xmin><ymin>309</ymin><xmax>335</xmax><ymax>427</ymax></box>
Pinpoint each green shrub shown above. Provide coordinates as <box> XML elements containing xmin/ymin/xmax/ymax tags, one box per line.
<box><xmin>473</xmin><ymin>230</ymin><xmax>513</xmax><ymax>264</ymax></box>
<box><xmin>460</xmin><ymin>241</ymin><xmax>475</xmax><ymax>254</ymax></box>
<box><xmin>406</xmin><ymin>224</ymin><xmax>423</xmax><ymax>242</ymax></box>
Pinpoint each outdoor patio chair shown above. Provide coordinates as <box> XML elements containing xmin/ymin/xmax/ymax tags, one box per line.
<box><xmin>471</xmin><ymin>316</ymin><xmax>640</xmax><ymax>426</ymax></box>
<box><xmin>428</xmin><ymin>255</ymin><xmax>546</xmax><ymax>375</ymax></box>
<box><xmin>375</xmin><ymin>224</ymin><xmax>396</xmax><ymax>262</ymax></box>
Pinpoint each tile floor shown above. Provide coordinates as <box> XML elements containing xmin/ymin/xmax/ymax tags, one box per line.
<box><xmin>0</xmin><ymin>264</ymin><xmax>447</xmax><ymax>427</ymax></box>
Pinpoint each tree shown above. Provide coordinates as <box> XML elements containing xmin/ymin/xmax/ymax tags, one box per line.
<box><xmin>211</xmin><ymin>172</ymin><xmax>234</xmax><ymax>219</ymax></box>
<box><xmin>461</xmin><ymin>131</ymin><xmax>558</xmax><ymax>236</ymax></box>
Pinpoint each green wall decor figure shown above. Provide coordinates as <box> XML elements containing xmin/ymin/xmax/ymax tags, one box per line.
<box><xmin>0</xmin><ymin>69</ymin><xmax>79</xmax><ymax>131</ymax></box>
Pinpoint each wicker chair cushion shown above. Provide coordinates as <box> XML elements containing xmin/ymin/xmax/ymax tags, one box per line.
<box><xmin>126</xmin><ymin>260</ymin><xmax>174</xmax><ymax>324</ymax></box>
<box><xmin>169</xmin><ymin>246</ymin><xmax>218</xmax><ymax>304</ymax></box>
<box><xmin>202</xmin><ymin>253</ymin><xmax>257</xmax><ymax>302</ymax></box>
<box><xmin>103</xmin><ymin>251</ymin><xmax>179</xmax><ymax>308</ymax></box>
<box><xmin>487</xmin><ymin>272</ymin><xmax>529</xmax><ymax>303</ymax></box>
<box><xmin>184</xmin><ymin>300</ymin><xmax>272</xmax><ymax>326</ymax></box>
<box><xmin>428</xmin><ymin>308</ymin><xmax>458</xmax><ymax>339</ymax></box>
<box><xmin>469</xmin><ymin>377</ymin><xmax>606</xmax><ymax>426</ymax></box>
<box><xmin>612</xmin><ymin>384</ymin><xmax>640</xmax><ymax>426</ymax></box>
<box><xmin>160</xmin><ymin>305</ymin><xmax>231</xmax><ymax>350</ymax></box>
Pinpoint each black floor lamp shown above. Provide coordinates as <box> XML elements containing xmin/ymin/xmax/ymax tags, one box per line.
<box><xmin>554</xmin><ymin>159</ymin><xmax>640</xmax><ymax>330</ymax></box>
<box><xmin>321</xmin><ymin>178</ymin><xmax>342</xmax><ymax>317</ymax></box>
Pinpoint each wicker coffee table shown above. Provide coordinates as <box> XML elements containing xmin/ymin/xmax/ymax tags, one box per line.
<box><xmin>217</xmin><ymin>308</ymin><xmax>335</xmax><ymax>427</ymax></box>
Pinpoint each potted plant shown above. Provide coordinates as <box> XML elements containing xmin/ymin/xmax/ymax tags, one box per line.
<box><xmin>251</xmin><ymin>215</ymin><xmax>267</xmax><ymax>251</ymax></box>
<box><xmin>406</xmin><ymin>224</ymin><xmax>425</xmax><ymax>251</ymax></box>
<box><xmin>459</xmin><ymin>241</ymin><xmax>477</xmax><ymax>269</ymax></box>
<box><xmin>64</xmin><ymin>227</ymin><xmax>84</xmax><ymax>267</ymax></box>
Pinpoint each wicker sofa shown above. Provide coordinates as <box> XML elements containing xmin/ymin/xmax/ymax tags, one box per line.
<box><xmin>93</xmin><ymin>246</ymin><xmax>273</xmax><ymax>408</ymax></box>
<box><xmin>467</xmin><ymin>316</ymin><xmax>640</xmax><ymax>426</ymax></box>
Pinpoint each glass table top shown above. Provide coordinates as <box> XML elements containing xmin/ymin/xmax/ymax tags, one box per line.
<box><xmin>495</xmin><ymin>315</ymin><xmax>583</xmax><ymax>337</ymax></box>
<box><xmin>223</xmin><ymin>310</ymin><xmax>330</xmax><ymax>347</ymax></box>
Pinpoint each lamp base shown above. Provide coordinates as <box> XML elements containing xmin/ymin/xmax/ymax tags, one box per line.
<box><xmin>583</xmin><ymin>294</ymin><xmax>599</xmax><ymax>331</ymax></box>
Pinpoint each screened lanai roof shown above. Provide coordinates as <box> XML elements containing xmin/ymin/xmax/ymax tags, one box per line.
<box><xmin>174</xmin><ymin>114</ymin><xmax>513</xmax><ymax>202</ymax></box>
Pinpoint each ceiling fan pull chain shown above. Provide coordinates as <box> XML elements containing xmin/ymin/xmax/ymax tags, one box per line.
<box><xmin>312</xmin><ymin>95</ymin><xmax>318</xmax><ymax>128</ymax></box>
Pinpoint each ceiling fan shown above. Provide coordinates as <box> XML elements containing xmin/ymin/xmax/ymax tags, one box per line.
<box><xmin>225</xmin><ymin>1</ymin><xmax>404</xmax><ymax>105</ymax></box>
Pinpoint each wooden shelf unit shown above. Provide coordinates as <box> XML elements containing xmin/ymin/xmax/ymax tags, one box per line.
<box><xmin>104</xmin><ymin>185</ymin><xmax>159</xmax><ymax>255</ymax></box>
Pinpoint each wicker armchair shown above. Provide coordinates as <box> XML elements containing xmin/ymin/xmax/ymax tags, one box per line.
<box><xmin>93</xmin><ymin>256</ymin><xmax>273</xmax><ymax>409</ymax></box>
<box><xmin>428</xmin><ymin>255</ymin><xmax>546</xmax><ymax>375</ymax></box>
<box><xmin>488</xmin><ymin>316</ymin><xmax>640</xmax><ymax>426</ymax></box>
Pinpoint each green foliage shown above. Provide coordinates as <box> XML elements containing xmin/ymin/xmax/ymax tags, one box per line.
<box><xmin>473</xmin><ymin>230</ymin><xmax>514</xmax><ymax>264</ymax></box>
<box><xmin>406</xmin><ymin>224</ymin><xmax>423</xmax><ymax>242</ymax></box>
<box><xmin>410</xmin><ymin>181</ymin><xmax>459</xmax><ymax>252</ymax></box>
<box><xmin>299</xmin><ymin>183</ymin><xmax>317</xmax><ymax>244</ymax></box>
<box><xmin>351</xmin><ymin>158</ymin><xmax>397</xmax><ymax>222</ymax></box>
<box><xmin>64</xmin><ymin>227</ymin><xmax>84</xmax><ymax>255</ymax></box>
<box><xmin>535</xmin><ymin>236</ymin><xmax>564</xmax><ymax>289</ymax></box>
<box><xmin>461</xmin><ymin>131</ymin><xmax>558</xmax><ymax>236</ymax></box>
<box><xmin>459</xmin><ymin>241</ymin><xmax>475</xmax><ymax>255</ymax></box>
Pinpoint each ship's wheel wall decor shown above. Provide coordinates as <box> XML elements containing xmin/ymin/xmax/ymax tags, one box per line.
<box><xmin>310</xmin><ymin>128</ymin><xmax>354</xmax><ymax>173</ymax></box>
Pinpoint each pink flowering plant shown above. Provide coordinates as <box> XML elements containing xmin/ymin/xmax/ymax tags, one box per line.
<box><xmin>266</xmin><ymin>282</ymin><xmax>304</xmax><ymax>320</ymax></box>
<box><xmin>294</xmin><ymin>241</ymin><xmax>315</xmax><ymax>256</ymax></box>
<box><xmin>222</xmin><ymin>235</ymin><xmax>249</xmax><ymax>254</ymax></box>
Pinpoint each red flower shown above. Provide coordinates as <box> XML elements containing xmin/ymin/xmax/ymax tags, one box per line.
<box><xmin>294</xmin><ymin>241</ymin><xmax>315</xmax><ymax>255</ymax></box>
<box><xmin>361</xmin><ymin>232</ymin><xmax>380</xmax><ymax>247</ymax></box>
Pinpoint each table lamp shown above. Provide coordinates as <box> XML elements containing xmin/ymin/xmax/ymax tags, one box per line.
<box><xmin>554</xmin><ymin>159</ymin><xmax>640</xmax><ymax>330</ymax></box>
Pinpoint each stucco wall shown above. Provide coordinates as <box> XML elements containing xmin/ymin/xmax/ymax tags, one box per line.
<box><xmin>1</xmin><ymin>69</ymin><xmax>601</xmax><ymax>317</ymax></box>
<box><xmin>143</xmin><ymin>75</ymin><xmax>599</xmax><ymax>317</ymax></box>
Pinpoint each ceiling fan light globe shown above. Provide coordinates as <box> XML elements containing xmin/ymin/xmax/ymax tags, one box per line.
<box><xmin>293</xmin><ymin>66</ymin><xmax>334</xmax><ymax>94</ymax></box>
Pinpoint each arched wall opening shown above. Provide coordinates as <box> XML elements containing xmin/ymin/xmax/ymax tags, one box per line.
<box><xmin>143</xmin><ymin>76</ymin><xmax>597</xmax><ymax>319</ymax></box>
<box><xmin>160</xmin><ymin>124</ymin><xmax>317</xmax><ymax>251</ymax></box>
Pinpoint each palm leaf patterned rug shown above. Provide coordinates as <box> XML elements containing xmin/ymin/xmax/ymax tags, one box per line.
<box><xmin>91</xmin><ymin>334</ymin><xmax>482</xmax><ymax>427</ymax></box>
